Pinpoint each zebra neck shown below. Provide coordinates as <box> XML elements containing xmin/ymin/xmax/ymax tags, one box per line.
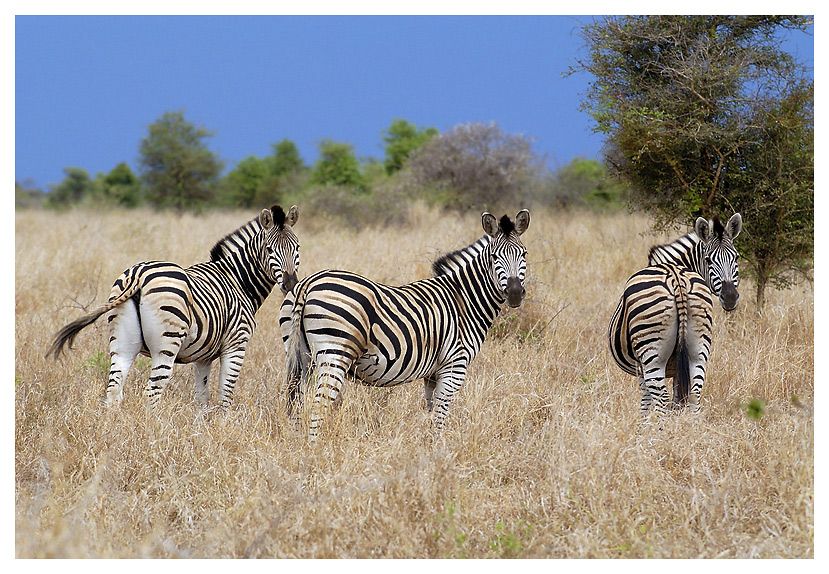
<box><xmin>648</xmin><ymin>232</ymin><xmax>705</xmax><ymax>277</ymax></box>
<box><xmin>432</xmin><ymin>235</ymin><xmax>505</xmax><ymax>334</ymax></box>
<box><xmin>460</xmin><ymin>247</ymin><xmax>508</xmax><ymax>329</ymax></box>
<box><xmin>432</xmin><ymin>236</ymin><xmax>491</xmax><ymax>276</ymax></box>
<box><xmin>209</xmin><ymin>219</ymin><xmax>276</xmax><ymax>309</ymax></box>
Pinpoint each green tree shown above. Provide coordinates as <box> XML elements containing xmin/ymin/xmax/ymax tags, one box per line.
<box><xmin>551</xmin><ymin>157</ymin><xmax>625</xmax><ymax>210</ymax></box>
<box><xmin>268</xmin><ymin>139</ymin><xmax>305</xmax><ymax>177</ymax></box>
<box><xmin>310</xmin><ymin>139</ymin><xmax>366</xmax><ymax>191</ymax></box>
<box><xmin>574</xmin><ymin>15</ymin><xmax>813</xmax><ymax>308</ymax></box>
<box><xmin>98</xmin><ymin>162</ymin><xmax>142</xmax><ymax>207</ymax></box>
<box><xmin>726</xmin><ymin>81</ymin><xmax>814</xmax><ymax>308</ymax></box>
<box><xmin>15</xmin><ymin>180</ymin><xmax>45</xmax><ymax>209</ymax></box>
<box><xmin>222</xmin><ymin>155</ymin><xmax>270</xmax><ymax>208</ymax></box>
<box><xmin>45</xmin><ymin>167</ymin><xmax>92</xmax><ymax>208</ymax></box>
<box><xmin>382</xmin><ymin>118</ymin><xmax>438</xmax><ymax>175</ymax></box>
<box><xmin>137</xmin><ymin>110</ymin><xmax>224</xmax><ymax>212</ymax></box>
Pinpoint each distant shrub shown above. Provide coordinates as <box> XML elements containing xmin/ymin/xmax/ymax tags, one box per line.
<box><xmin>302</xmin><ymin>180</ymin><xmax>412</xmax><ymax>230</ymax></box>
<box><xmin>529</xmin><ymin>158</ymin><xmax>626</xmax><ymax>211</ymax></box>
<box><xmin>407</xmin><ymin>122</ymin><xmax>539</xmax><ymax>212</ymax></box>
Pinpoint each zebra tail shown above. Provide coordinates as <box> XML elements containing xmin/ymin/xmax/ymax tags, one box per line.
<box><xmin>46</xmin><ymin>275</ymin><xmax>141</xmax><ymax>360</ymax></box>
<box><xmin>673</xmin><ymin>278</ymin><xmax>691</xmax><ymax>407</ymax></box>
<box><xmin>284</xmin><ymin>287</ymin><xmax>308</xmax><ymax>395</ymax></box>
<box><xmin>674</xmin><ymin>332</ymin><xmax>691</xmax><ymax>408</ymax></box>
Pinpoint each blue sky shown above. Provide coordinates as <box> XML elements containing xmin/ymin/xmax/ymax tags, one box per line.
<box><xmin>15</xmin><ymin>15</ymin><xmax>815</xmax><ymax>190</ymax></box>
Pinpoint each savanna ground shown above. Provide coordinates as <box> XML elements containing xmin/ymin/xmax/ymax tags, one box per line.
<box><xmin>15</xmin><ymin>206</ymin><xmax>813</xmax><ymax>558</ymax></box>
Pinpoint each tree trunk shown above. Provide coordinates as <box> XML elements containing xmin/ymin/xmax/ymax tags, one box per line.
<box><xmin>755</xmin><ymin>275</ymin><xmax>767</xmax><ymax>311</ymax></box>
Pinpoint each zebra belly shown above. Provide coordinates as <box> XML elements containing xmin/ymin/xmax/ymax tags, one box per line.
<box><xmin>352</xmin><ymin>344</ymin><xmax>435</xmax><ymax>386</ymax></box>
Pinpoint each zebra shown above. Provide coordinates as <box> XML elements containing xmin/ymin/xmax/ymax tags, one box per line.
<box><xmin>608</xmin><ymin>213</ymin><xmax>742</xmax><ymax>416</ymax></box>
<box><xmin>279</xmin><ymin>210</ymin><xmax>530</xmax><ymax>438</ymax></box>
<box><xmin>47</xmin><ymin>205</ymin><xmax>300</xmax><ymax>409</ymax></box>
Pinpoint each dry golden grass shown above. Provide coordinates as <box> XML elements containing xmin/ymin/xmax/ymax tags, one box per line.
<box><xmin>15</xmin><ymin>205</ymin><xmax>813</xmax><ymax>558</ymax></box>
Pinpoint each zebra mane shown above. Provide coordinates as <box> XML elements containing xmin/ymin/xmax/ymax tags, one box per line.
<box><xmin>499</xmin><ymin>215</ymin><xmax>515</xmax><ymax>235</ymax></box>
<box><xmin>271</xmin><ymin>205</ymin><xmax>287</xmax><ymax>229</ymax></box>
<box><xmin>647</xmin><ymin>232</ymin><xmax>700</xmax><ymax>268</ymax></box>
<box><xmin>712</xmin><ymin>215</ymin><xmax>724</xmax><ymax>239</ymax></box>
<box><xmin>209</xmin><ymin>217</ymin><xmax>262</xmax><ymax>262</ymax></box>
<box><xmin>432</xmin><ymin>236</ymin><xmax>491</xmax><ymax>277</ymax></box>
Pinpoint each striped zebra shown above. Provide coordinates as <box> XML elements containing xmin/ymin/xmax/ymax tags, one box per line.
<box><xmin>48</xmin><ymin>205</ymin><xmax>300</xmax><ymax>409</ymax></box>
<box><xmin>279</xmin><ymin>210</ymin><xmax>530</xmax><ymax>438</ymax></box>
<box><xmin>608</xmin><ymin>213</ymin><xmax>742</xmax><ymax>416</ymax></box>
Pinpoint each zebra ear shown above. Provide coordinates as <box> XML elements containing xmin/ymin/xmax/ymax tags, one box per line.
<box><xmin>482</xmin><ymin>213</ymin><xmax>499</xmax><ymax>237</ymax></box>
<box><xmin>694</xmin><ymin>217</ymin><xmax>711</xmax><ymax>241</ymax></box>
<box><xmin>285</xmin><ymin>205</ymin><xmax>300</xmax><ymax>227</ymax></box>
<box><xmin>514</xmin><ymin>210</ymin><xmax>530</xmax><ymax>235</ymax></box>
<box><xmin>260</xmin><ymin>208</ymin><xmax>274</xmax><ymax>230</ymax></box>
<box><xmin>726</xmin><ymin>213</ymin><xmax>742</xmax><ymax>239</ymax></box>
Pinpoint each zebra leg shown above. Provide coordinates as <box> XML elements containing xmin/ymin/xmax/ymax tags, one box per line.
<box><xmin>193</xmin><ymin>360</ymin><xmax>212</xmax><ymax>406</ymax></box>
<box><xmin>430</xmin><ymin>369</ymin><xmax>467</xmax><ymax>432</ymax></box>
<box><xmin>637</xmin><ymin>370</ymin><xmax>653</xmax><ymax>416</ymax></box>
<box><xmin>106</xmin><ymin>298</ymin><xmax>143</xmax><ymax>406</ymax></box>
<box><xmin>216</xmin><ymin>344</ymin><xmax>248</xmax><ymax>409</ymax></box>
<box><xmin>308</xmin><ymin>353</ymin><xmax>353</xmax><ymax>439</ymax></box>
<box><xmin>141</xmin><ymin>327</ymin><xmax>185</xmax><ymax>409</ymax></box>
<box><xmin>641</xmin><ymin>365</ymin><xmax>670</xmax><ymax>417</ymax></box>
<box><xmin>688</xmin><ymin>359</ymin><xmax>707</xmax><ymax>414</ymax></box>
<box><xmin>686</xmin><ymin>331</ymin><xmax>711</xmax><ymax>414</ymax></box>
<box><xmin>424</xmin><ymin>375</ymin><xmax>437</xmax><ymax>411</ymax></box>
<box><xmin>686</xmin><ymin>294</ymin><xmax>713</xmax><ymax>415</ymax></box>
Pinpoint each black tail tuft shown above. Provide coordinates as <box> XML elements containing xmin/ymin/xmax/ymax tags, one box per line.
<box><xmin>46</xmin><ymin>311</ymin><xmax>104</xmax><ymax>360</ymax></box>
<box><xmin>673</xmin><ymin>338</ymin><xmax>691</xmax><ymax>407</ymax></box>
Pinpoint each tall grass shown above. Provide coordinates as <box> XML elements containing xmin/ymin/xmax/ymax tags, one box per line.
<box><xmin>15</xmin><ymin>206</ymin><xmax>813</xmax><ymax>558</ymax></box>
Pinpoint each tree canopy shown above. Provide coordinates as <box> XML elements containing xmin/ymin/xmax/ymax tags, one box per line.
<box><xmin>382</xmin><ymin>119</ymin><xmax>438</xmax><ymax>175</ymax></box>
<box><xmin>310</xmin><ymin>139</ymin><xmax>366</xmax><ymax>192</ymax></box>
<box><xmin>574</xmin><ymin>15</ymin><xmax>813</xmax><ymax>308</ymax></box>
<box><xmin>138</xmin><ymin>110</ymin><xmax>224</xmax><ymax>213</ymax></box>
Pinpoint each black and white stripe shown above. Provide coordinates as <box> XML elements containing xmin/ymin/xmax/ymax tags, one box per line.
<box><xmin>608</xmin><ymin>214</ymin><xmax>742</xmax><ymax>415</ymax></box>
<box><xmin>48</xmin><ymin>205</ymin><xmax>300</xmax><ymax>409</ymax></box>
<box><xmin>279</xmin><ymin>210</ymin><xmax>530</xmax><ymax>437</ymax></box>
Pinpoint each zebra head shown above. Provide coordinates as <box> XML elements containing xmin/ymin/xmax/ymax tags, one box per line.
<box><xmin>482</xmin><ymin>209</ymin><xmax>530</xmax><ymax>308</ymax></box>
<box><xmin>694</xmin><ymin>213</ymin><xmax>742</xmax><ymax>312</ymax></box>
<box><xmin>259</xmin><ymin>204</ymin><xmax>301</xmax><ymax>295</ymax></box>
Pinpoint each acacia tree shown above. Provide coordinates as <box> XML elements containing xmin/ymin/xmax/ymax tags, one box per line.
<box><xmin>138</xmin><ymin>110</ymin><xmax>224</xmax><ymax>213</ymax></box>
<box><xmin>574</xmin><ymin>15</ymin><xmax>813</xmax><ymax>308</ymax></box>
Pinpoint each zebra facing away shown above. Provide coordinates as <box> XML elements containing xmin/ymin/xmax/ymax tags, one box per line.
<box><xmin>48</xmin><ymin>205</ymin><xmax>300</xmax><ymax>409</ymax></box>
<box><xmin>279</xmin><ymin>210</ymin><xmax>530</xmax><ymax>438</ymax></box>
<box><xmin>608</xmin><ymin>213</ymin><xmax>742</xmax><ymax>417</ymax></box>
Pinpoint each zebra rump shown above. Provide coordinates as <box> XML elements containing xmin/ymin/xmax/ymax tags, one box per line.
<box><xmin>47</xmin><ymin>205</ymin><xmax>300</xmax><ymax>409</ymax></box>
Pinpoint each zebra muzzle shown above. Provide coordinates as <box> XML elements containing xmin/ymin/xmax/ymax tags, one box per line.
<box><xmin>720</xmin><ymin>281</ymin><xmax>739</xmax><ymax>311</ymax></box>
<box><xmin>281</xmin><ymin>272</ymin><xmax>298</xmax><ymax>295</ymax></box>
<box><xmin>506</xmin><ymin>277</ymin><xmax>525</xmax><ymax>308</ymax></box>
